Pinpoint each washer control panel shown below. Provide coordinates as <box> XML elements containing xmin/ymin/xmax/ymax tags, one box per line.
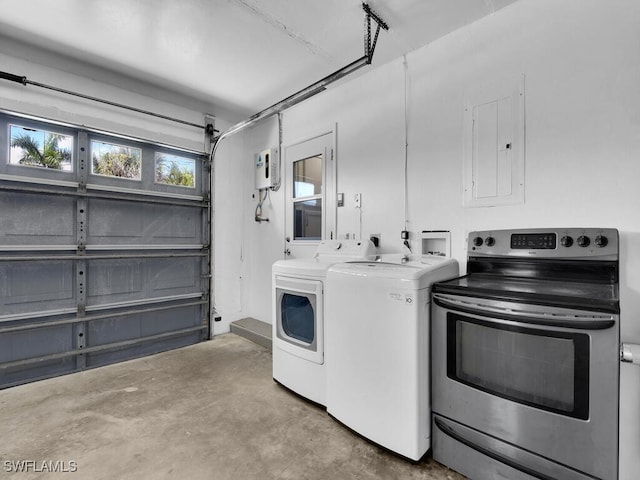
<box><xmin>315</xmin><ymin>239</ymin><xmax>377</xmax><ymax>260</ymax></box>
<box><xmin>469</xmin><ymin>228</ymin><xmax>618</xmax><ymax>259</ymax></box>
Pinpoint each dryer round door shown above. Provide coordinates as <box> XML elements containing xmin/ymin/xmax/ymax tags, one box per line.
<box><xmin>273</xmin><ymin>275</ymin><xmax>324</xmax><ymax>364</ymax></box>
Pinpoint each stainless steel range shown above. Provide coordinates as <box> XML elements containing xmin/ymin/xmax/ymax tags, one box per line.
<box><xmin>431</xmin><ymin>228</ymin><xmax>620</xmax><ymax>480</ymax></box>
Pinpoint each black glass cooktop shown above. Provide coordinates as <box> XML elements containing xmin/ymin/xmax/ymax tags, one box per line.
<box><xmin>433</xmin><ymin>273</ymin><xmax>620</xmax><ymax>314</ymax></box>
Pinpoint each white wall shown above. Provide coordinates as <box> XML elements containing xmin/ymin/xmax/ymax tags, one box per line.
<box><xmin>213</xmin><ymin>117</ymin><xmax>282</xmax><ymax>332</ymax></box>
<box><xmin>231</xmin><ymin>0</ymin><xmax>640</xmax><ymax>477</ymax></box>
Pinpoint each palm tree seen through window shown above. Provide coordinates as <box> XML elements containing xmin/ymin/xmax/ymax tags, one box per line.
<box><xmin>10</xmin><ymin>125</ymin><xmax>73</xmax><ymax>171</ymax></box>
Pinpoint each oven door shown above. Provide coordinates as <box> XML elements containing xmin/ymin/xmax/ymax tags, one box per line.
<box><xmin>273</xmin><ymin>275</ymin><xmax>323</xmax><ymax>364</ymax></box>
<box><xmin>431</xmin><ymin>293</ymin><xmax>619</xmax><ymax>480</ymax></box>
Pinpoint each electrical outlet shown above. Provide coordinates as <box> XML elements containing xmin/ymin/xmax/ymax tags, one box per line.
<box><xmin>354</xmin><ymin>193</ymin><xmax>362</xmax><ymax>208</ymax></box>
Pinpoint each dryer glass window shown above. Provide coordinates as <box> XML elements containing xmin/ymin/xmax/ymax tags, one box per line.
<box><xmin>281</xmin><ymin>293</ymin><xmax>315</xmax><ymax>344</ymax></box>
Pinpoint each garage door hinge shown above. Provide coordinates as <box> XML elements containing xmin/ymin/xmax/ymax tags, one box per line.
<box><xmin>77</xmin><ymin>243</ymin><xmax>86</xmax><ymax>254</ymax></box>
<box><xmin>77</xmin><ymin>305</ymin><xmax>86</xmax><ymax>315</ymax></box>
<box><xmin>202</xmin><ymin>193</ymin><xmax>210</xmax><ymax>203</ymax></box>
<box><xmin>202</xmin><ymin>292</ymin><xmax>209</xmax><ymax>302</ymax></box>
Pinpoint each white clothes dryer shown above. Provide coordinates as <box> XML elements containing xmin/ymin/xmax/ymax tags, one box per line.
<box><xmin>272</xmin><ymin>240</ymin><xmax>376</xmax><ymax>406</ymax></box>
<box><xmin>325</xmin><ymin>254</ymin><xmax>459</xmax><ymax>460</ymax></box>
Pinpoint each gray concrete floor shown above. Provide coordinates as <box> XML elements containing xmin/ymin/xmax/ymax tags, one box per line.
<box><xmin>0</xmin><ymin>334</ymin><xmax>466</xmax><ymax>480</ymax></box>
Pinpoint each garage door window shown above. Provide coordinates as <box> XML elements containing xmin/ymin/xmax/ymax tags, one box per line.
<box><xmin>9</xmin><ymin>124</ymin><xmax>73</xmax><ymax>172</ymax></box>
<box><xmin>91</xmin><ymin>140</ymin><xmax>142</xmax><ymax>180</ymax></box>
<box><xmin>155</xmin><ymin>152</ymin><xmax>196</xmax><ymax>188</ymax></box>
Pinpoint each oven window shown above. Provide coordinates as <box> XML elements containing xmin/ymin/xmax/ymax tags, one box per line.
<box><xmin>447</xmin><ymin>313</ymin><xmax>589</xmax><ymax>420</ymax></box>
<box><xmin>280</xmin><ymin>293</ymin><xmax>315</xmax><ymax>344</ymax></box>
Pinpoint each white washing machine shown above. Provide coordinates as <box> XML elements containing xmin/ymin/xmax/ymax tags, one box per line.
<box><xmin>325</xmin><ymin>254</ymin><xmax>459</xmax><ymax>460</ymax></box>
<box><xmin>272</xmin><ymin>239</ymin><xmax>376</xmax><ymax>406</ymax></box>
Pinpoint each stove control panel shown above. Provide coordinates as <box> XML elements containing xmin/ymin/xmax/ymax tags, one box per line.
<box><xmin>511</xmin><ymin>233</ymin><xmax>556</xmax><ymax>250</ymax></box>
<box><xmin>469</xmin><ymin>228</ymin><xmax>618</xmax><ymax>259</ymax></box>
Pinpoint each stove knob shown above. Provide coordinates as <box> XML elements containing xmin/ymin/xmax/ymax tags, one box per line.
<box><xmin>594</xmin><ymin>235</ymin><xmax>608</xmax><ymax>248</ymax></box>
<box><xmin>560</xmin><ymin>236</ymin><xmax>574</xmax><ymax>247</ymax></box>
<box><xmin>473</xmin><ymin>236</ymin><xmax>483</xmax><ymax>247</ymax></box>
<box><xmin>485</xmin><ymin>236</ymin><xmax>495</xmax><ymax>247</ymax></box>
<box><xmin>577</xmin><ymin>235</ymin><xmax>590</xmax><ymax>247</ymax></box>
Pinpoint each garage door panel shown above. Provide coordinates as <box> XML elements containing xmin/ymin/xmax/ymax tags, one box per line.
<box><xmin>87</xmin><ymin>316</ymin><xmax>143</xmax><ymax>346</ymax></box>
<box><xmin>148</xmin><ymin>258</ymin><xmax>198</xmax><ymax>291</ymax></box>
<box><xmin>86</xmin><ymin>305</ymin><xmax>201</xmax><ymax>348</ymax></box>
<box><xmin>139</xmin><ymin>305</ymin><xmax>201</xmax><ymax>335</ymax></box>
<box><xmin>85</xmin><ymin>332</ymin><xmax>201</xmax><ymax>369</ymax></box>
<box><xmin>86</xmin><ymin>258</ymin><xmax>201</xmax><ymax>307</ymax></box>
<box><xmin>0</xmin><ymin>359</ymin><xmax>77</xmax><ymax>388</ymax></box>
<box><xmin>0</xmin><ymin>261</ymin><xmax>76</xmax><ymax>314</ymax></box>
<box><xmin>150</xmin><ymin>205</ymin><xmax>200</xmax><ymax>241</ymax></box>
<box><xmin>0</xmin><ymin>324</ymin><xmax>74</xmax><ymax>362</ymax></box>
<box><xmin>87</xmin><ymin>199</ymin><xmax>143</xmax><ymax>240</ymax></box>
<box><xmin>86</xmin><ymin>200</ymin><xmax>202</xmax><ymax>245</ymax></box>
<box><xmin>0</xmin><ymin>192</ymin><xmax>75</xmax><ymax>245</ymax></box>
<box><xmin>86</xmin><ymin>260</ymin><xmax>143</xmax><ymax>300</ymax></box>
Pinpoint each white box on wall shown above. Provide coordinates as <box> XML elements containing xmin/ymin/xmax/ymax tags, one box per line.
<box><xmin>463</xmin><ymin>74</ymin><xmax>525</xmax><ymax>207</ymax></box>
<box><xmin>255</xmin><ymin>147</ymin><xmax>279</xmax><ymax>190</ymax></box>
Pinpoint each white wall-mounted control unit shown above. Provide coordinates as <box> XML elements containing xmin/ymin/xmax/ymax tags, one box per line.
<box><xmin>255</xmin><ymin>147</ymin><xmax>279</xmax><ymax>190</ymax></box>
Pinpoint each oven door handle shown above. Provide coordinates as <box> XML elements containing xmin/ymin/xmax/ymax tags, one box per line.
<box><xmin>433</xmin><ymin>294</ymin><xmax>616</xmax><ymax>330</ymax></box>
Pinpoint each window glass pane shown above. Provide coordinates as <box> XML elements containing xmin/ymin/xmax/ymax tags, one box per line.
<box><xmin>281</xmin><ymin>293</ymin><xmax>315</xmax><ymax>344</ymax></box>
<box><xmin>294</xmin><ymin>199</ymin><xmax>322</xmax><ymax>240</ymax></box>
<box><xmin>456</xmin><ymin>320</ymin><xmax>575</xmax><ymax>412</ymax></box>
<box><xmin>155</xmin><ymin>153</ymin><xmax>196</xmax><ymax>188</ymax></box>
<box><xmin>293</xmin><ymin>155</ymin><xmax>322</xmax><ymax>198</ymax></box>
<box><xmin>91</xmin><ymin>140</ymin><xmax>141</xmax><ymax>180</ymax></box>
<box><xmin>9</xmin><ymin>125</ymin><xmax>73</xmax><ymax>171</ymax></box>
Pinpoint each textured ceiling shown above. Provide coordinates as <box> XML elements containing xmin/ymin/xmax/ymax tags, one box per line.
<box><xmin>0</xmin><ymin>0</ymin><xmax>520</xmax><ymax>119</ymax></box>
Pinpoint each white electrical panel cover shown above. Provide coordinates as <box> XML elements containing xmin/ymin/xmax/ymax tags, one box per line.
<box><xmin>463</xmin><ymin>74</ymin><xmax>525</xmax><ymax>207</ymax></box>
<box><xmin>255</xmin><ymin>147</ymin><xmax>279</xmax><ymax>190</ymax></box>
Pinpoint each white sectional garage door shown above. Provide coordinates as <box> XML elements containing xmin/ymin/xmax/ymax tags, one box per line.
<box><xmin>0</xmin><ymin>113</ymin><xmax>210</xmax><ymax>388</ymax></box>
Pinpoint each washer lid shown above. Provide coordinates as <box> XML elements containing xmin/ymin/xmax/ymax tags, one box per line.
<box><xmin>328</xmin><ymin>257</ymin><xmax>459</xmax><ymax>290</ymax></box>
<box><xmin>273</xmin><ymin>257</ymin><xmax>333</xmax><ymax>276</ymax></box>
